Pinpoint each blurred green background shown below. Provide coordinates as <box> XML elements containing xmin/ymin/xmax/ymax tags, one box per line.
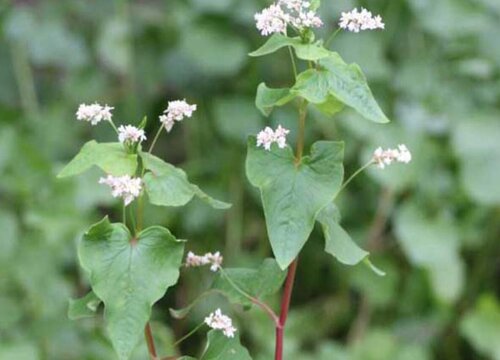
<box><xmin>1</xmin><ymin>0</ymin><xmax>499</xmax><ymax>359</ymax></box>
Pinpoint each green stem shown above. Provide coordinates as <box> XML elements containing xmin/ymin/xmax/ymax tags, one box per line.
<box><xmin>129</xmin><ymin>204</ymin><xmax>137</xmax><ymax>235</ymax></box>
<box><xmin>173</xmin><ymin>321</ymin><xmax>206</xmax><ymax>348</ymax></box>
<box><xmin>295</xmin><ymin>100</ymin><xmax>308</xmax><ymax>163</ymax></box>
<box><xmin>287</xmin><ymin>46</ymin><xmax>298</xmax><ymax>79</ymax></box>
<box><xmin>148</xmin><ymin>124</ymin><xmax>165</xmax><ymax>154</ymax></box>
<box><xmin>339</xmin><ymin>160</ymin><xmax>374</xmax><ymax>193</ymax></box>
<box><xmin>325</xmin><ymin>28</ymin><xmax>341</xmax><ymax>48</ymax></box>
<box><xmin>122</xmin><ymin>204</ymin><xmax>127</xmax><ymax>227</ymax></box>
<box><xmin>220</xmin><ymin>268</ymin><xmax>279</xmax><ymax>326</ymax></box>
<box><xmin>108</xmin><ymin>119</ymin><xmax>120</xmax><ymax>135</ymax></box>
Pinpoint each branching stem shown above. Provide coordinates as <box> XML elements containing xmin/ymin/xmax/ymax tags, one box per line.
<box><xmin>339</xmin><ymin>160</ymin><xmax>374</xmax><ymax>193</ymax></box>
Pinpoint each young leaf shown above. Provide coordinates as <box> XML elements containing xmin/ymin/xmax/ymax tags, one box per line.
<box><xmin>201</xmin><ymin>330</ymin><xmax>252</xmax><ymax>360</ymax></box>
<box><xmin>78</xmin><ymin>217</ymin><xmax>185</xmax><ymax>360</ymax></box>
<box><xmin>170</xmin><ymin>259</ymin><xmax>286</xmax><ymax>319</ymax></box>
<box><xmin>68</xmin><ymin>291</ymin><xmax>102</xmax><ymax>320</ymax></box>
<box><xmin>140</xmin><ymin>152</ymin><xmax>231</xmax><ymax>210</ymax></box>
<box><xmin>317</xmin><ymin>203</ymin><xmax>384</xmax><ymax>276</ymax></box>
<box><xmin>212</xmin><ymin>258</ymin><xmax>286</xmax><ymax>307</ymax></box>
<box><xmin>246</xmin><ymin>137</ymin><xmax>344</xmax><ymax>269</ymax></box>
<box><xmin>255</xmin><ymin>83</ymin><xmax>296</xmax><ymax>117</ymax></box>
<box><xmin>58</xmin><ymin>140</ymin><xmax>137</xmax><ymax>178</ymax></box>
<box><xmin>292</xmin><ymin>53</ymin><xmax>389</xmax><ymax>123</ymax></box>
<box><xmin>249</xmin><ymin>33</ymin><xmax>330</xmax><ymax>61</ymax></box>
<box><xmin>315</xmin><ymin>95</ymin><xmax>345</xmax><ymax>117</ymax></box>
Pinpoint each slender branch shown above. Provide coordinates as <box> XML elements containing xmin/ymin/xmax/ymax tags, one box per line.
<box><xmin>339</xmin><ymin>160</ymin><xmax>374</xmax><ymax>194</ymax></box>
<box><xmin>325</xmin><ymin>28</ymin><xmax>341</xmax><ymax>48</ymax></box>
<box><xmin>108</xmin><ymin>119</ymin><xmax>120</xmax><ymax>135</ymax></box>
<box><xmin>173</xmin><ymin>321</ymin><xmax>205</xmax><ymax>348</ymax></box>
<box><xmin>145</xmin><ymin>323</ymin><xmax>158</xmax><ymax>359</ymax></box>
<box><xmin>295</xmin><ymin>100</ymin><xmax>308</xmax><ymax>164</ymax></box>
<box><xmin>287</xmin><ymin>46</ymin><xmax>298</xmax><ymax>79</ymax></box>
<box><xmin>122</xmin><ymin>204</ymin><xmax>127</xmax><ymax>227</ymax></box>
<box><xmin>275</xmin><ymin>258</ymin><xmax>299</xmax><ymax>360</ymax></box>
<box><xmin>148</xmin><ymin>124</ymin><xmax>165</xmax><ymax>154</ymax></box>
<box><xmin>220</xmin><ymin>268</ymin><xmax>279</xmax><ymax>326</ymax></box>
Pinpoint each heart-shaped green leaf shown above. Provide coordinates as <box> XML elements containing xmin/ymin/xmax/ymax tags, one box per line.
<box><xmin>246</xmin><ymin>137</ymin><xmax>344</xmax><ymax>269</ymax></box>
<box><xmin>292</xmin><ymin>53</ymin><xmax>389</xmax><ymax>123</ymax></box>
<box><xmin>249</xmin><ymin>33</ymin><xmax>330</xmax><ymax>61</ymax></box>
<box><xmin>58</xmin><ymin>140</ymin><xmax>137</xmax><ymax>178</ymax></box>
<box><xmin>255</xmin><ymin>83</ymin><xmax>296</xmax><ymax>117</ymax></box>
<box><xmin>201</xmin><ymin>330</ymin><xmax>252</xmax><ymax>360</ymax></box>
<box><xmin>140</xmin><ymin>152</ymin><xmax>231</xmax><ymax>209</ymax></box>
<box><xmin>79</xmin><ymin>217</ymin><xmax>185</xmax><ymax>360</ymax></box>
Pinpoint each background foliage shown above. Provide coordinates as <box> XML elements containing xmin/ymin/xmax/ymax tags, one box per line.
<box><xmin>0</xmin><ymin>0</ymin><xmax>499</xmax><ymax>359</ymax></box>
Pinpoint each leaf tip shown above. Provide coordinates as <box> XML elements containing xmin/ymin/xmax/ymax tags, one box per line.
<box><xmin>364</xmin><ymin>258</ymin><xmax>386</xmax><ymax>276</ymax></box>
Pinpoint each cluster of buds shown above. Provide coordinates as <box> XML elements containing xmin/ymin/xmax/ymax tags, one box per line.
<box><xmin>255</xmin><ymin>0</ymin><xmax>322</xmax><ymax>36</ymax></box>
<box><xmin>159</xmin><ymin>99</ymin><xmax>197</xmax><ymax>133</ymax></box>
<box><xmin>339</xmin><ymin>8</ymin><xmax>385</xmax><ymax>33</ymax></box>
<box><xmin>205</xmin><ymin>309</ymin><xmax>237</xmax><ymax>338</ymax></box>
<box><xmin>185</xmin><ymin>251</ymin><xmax>223</xmax><ymax>272</ymax></box>
<box><xmin>98</xmin><ymin>175</ymin><xmax>143</xmax><ymax>206</ymax></box>
<box><xmin>372</xmin><ymin>144</ymin><xmax>412</xmax><ymax>169</ymax></box>
<box><xmin>118</xmin><ymin>125</ymin><xmax>146</xmax><ymax>145</ymax></box>
<box><xmin>76</xmin><ymin>103</ymin><xmax>113</xmax><ymax>125</ymax></box>
<box><xmin>256</xmin><ymin>125</ymin><xmax>290</xmax><ymax>151</ymax></box>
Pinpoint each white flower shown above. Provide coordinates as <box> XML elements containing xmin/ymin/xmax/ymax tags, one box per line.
<box><xmin>255</xmin><ymin>4</ymin><xmax>288</xmax><ymax>36</ymax></box>
<box><xmin>372</xmin><ymin>145</ymin><xmax>412</xmax><ymax>169</ymax></box>
<box><xmin>118</xmin><ymin>125</ymin><xmax>146</xmax><ymax>145</ymax></box>
<box><xmin>99</xmin><ymin>175</ymin><xmax>143</xmax><ymax>205</ymax></box>
<box><xmin>256</xmin><ymin>125</ymin><xmax>290</xmax><ymax>151</ymax></box>
<box><xmin>76</xmin><ymin>103</ymin><xmax>113</xmax><ymax>125</ymax></box>
<box><xmin>205</xmin><ymin>309</ymin><xmax>237</xmax><ymax>338</ymax></box>
<box><xmin>159</xmin><ymin>99</ymin><xmax>197</xmax><ymax>132</ymax></box>
<box><xmin>185</xmin><ymin>251</ymin><xmax>223</xmax><ymax>272</ymax></box>
<box><xmin>255</xmin><ymin>0</ymin><xmax>322</xmax><ymax>36</ymax></box>
<box><xmin>339</xmin><ymin>8</ymin><xmax>385</xmax><ymax>33</ymax></box>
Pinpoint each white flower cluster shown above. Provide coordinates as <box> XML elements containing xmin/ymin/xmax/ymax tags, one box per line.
<box><xmin>99</xmin><ymin>175</ymin><xmax>143</xmax><ymax>205</ymax></box>
<box><xmin>185</xmin><ymin>251</ymin><xmax>223</xmax><ymax>272</ymax></box>
<box><xmin>339</xmin><ymin>8</ymin><xmax>385</xmax><ymax>33</ymax></box>
<box><xmin>205</xmin><ymin>309</ymin><xmax>237</xmax><ymax>338</ymax></box>
<box><xmin>372</xmin><ymin>144</ymin><xmax>412</xmax><ymax>169</ymax></box>
<box><xmin>256</xmin><ymin>125</ymin><xmax>290</xmax><ymax>151</ymax></box>
<box><xmin>255</xmin><ymin>0</ymin><xmax>323</xmax><ymax>36</ymax></box>
<box><xmin>159</xmin><ymin>99</ymin><xmax>197</xmax><ymax>132</ymax></box>
<box><xmin>118</xmin><ymin>125</ymin><xmax>146</xmax><ymax>145</ymax></box>
<box><xmin>76</xmin><ymin>103</ymin><xmax>114</xmax><ymax>125</ymax></box>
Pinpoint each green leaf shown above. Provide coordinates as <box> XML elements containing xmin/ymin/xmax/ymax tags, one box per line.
<box><xmin>255</xmin><ymin>83</ymin><xmax>296</xmax><ymax>117</ymax></box>
<box><xmin>460</xmin><ymin>295</ymin><xmax>500</xmax><ymax>360</ymax></box>
<box><xmin>213</xmin><ymin>258</ymin><xmax>286</xmax><ymax>306</ymax></box>
<box><xmin>170</xmin><ymin>259</ymin><xmax>286</xmax><ymax>318</ymax></box>
<box><xmin>201</xmin><ymin>330</ymin><xmax>252</xmax><ymax>360</ymax></box>
<box><xmin>249</xmin><ymin>33</ymin><xmax>330</xmax><ymax>61</ymax></box>
<box><xmin>57</xmin><ymin>140</ymin><xmax>137</xmax><ymax>178</ymax></box>
<box><xmin>246</xmin><ymin>137</ymin><xmax>344</xmax><ymax>269</ymax></box>
<box><xmin>68</xmin><ymin>291</ymin><xmax>102</xmax><ymax>320</ymax></box>
<box><xmin>317</xmin><ymin>204</ymin><xmax>366</xmax><ymax>263</ymax></box>
<box><xmin>315</xmin><ymin>95</ymin><xmax>345</xmax><ymax>117</ymax></box>
<box><xmin>78</xmin><ymin>217</ymin><xmax>185</xmax><ymax>360</ymax></box>
<box><xmin>292</xmin><ymin>53</ymin><xmax>389</xmax><ymax>123</ymax></box>
<box><xmin>140</xmin><ymin>152</ymin><xmax>231</xmax><ymax>209</ymax></box>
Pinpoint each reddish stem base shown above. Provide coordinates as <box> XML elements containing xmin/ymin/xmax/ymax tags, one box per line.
<box><xmin>275</xmin><ymin>258</ymin><xmax>298</xmax><ymax>360</ymax></box>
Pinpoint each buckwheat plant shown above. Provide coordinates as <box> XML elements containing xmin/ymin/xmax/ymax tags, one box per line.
<box><xmin>62</xmin><ymin>2</ymin><xmax>412</xmax><ymax>359</ymax></box>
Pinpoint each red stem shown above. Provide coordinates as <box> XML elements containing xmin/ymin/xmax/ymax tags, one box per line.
<box><xmin>145</xmin><ymin>322</ymin><xmax>158</xmax><ymax>359</ymax></box>
<box><xmin>275</xmin><ymin>258</ymin><xmax>299</xmax><ymax>360</ymax></box>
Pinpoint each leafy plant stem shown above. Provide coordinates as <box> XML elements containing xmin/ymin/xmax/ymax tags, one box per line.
<box><xmin>148</xmin><ymin>124</ymin><xmax>165</xmax><ymax>154</ymax></box>
<box><xmin>325</xmin><ymin>28</ymin><xmax>341</xmax><ymax>48</ymax></box>
<box><xmin>275</xmin><ymin>258</ymin><xmax>298</xmax><ymax>360</ymax></box>
<box><xmin>220</xmin><ymin>268</ymin><xmax>279</xmax><ymax>326</ymax></box>
<box><xmin>129</xmin><ymin>204</ymin><xmax>137</xmax><ymax>235</ymax></box>
<box><xmin>339</xmin><ymin>160</ymin><xmax>374</xmax><ymax>193</ymax></box>
<box><xmin>172</xmin><ymin>321</ymin><xmax>205</xmax><ymax>348</ymax></box>
<box><xmin>145</xmin><ymin>322</ymin><xmax>158</xmax><ymax>359</ymax></box>
<box><xmin>295</xmin><ymin>99</ymin><xmax>308</xmax><ymax>164</ymax></box>
<box><xmin>122</xmin><ymin>204</ymin><xmax>127</xmax><ymax>227</ymax></box>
